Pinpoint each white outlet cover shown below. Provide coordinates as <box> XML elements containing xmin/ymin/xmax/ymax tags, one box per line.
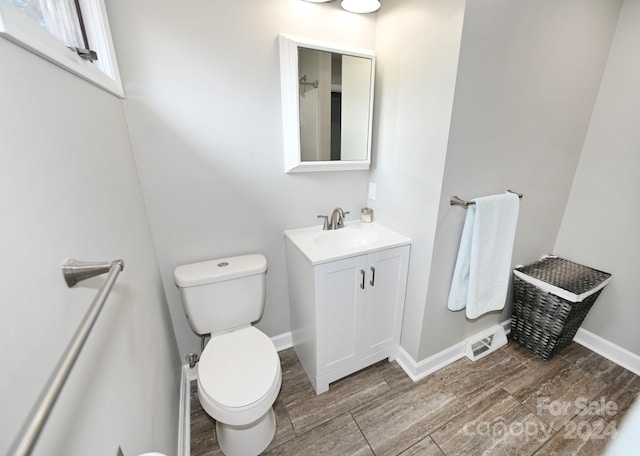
<box><xmin>368</xmin><ymin>182</ymin><xmax>377</xmax><ymax>200</ymax></box>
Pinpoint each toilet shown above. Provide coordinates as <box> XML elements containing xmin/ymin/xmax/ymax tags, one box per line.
<box><xmin>174</xmin><ymin>254</ymin><xmax>281</xmax><ymax>456</ymax></box>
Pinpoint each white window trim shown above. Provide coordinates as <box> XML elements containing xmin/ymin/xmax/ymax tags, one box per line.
<box><xmin>0</xmin><ymin>0</ymin><xmax>124</xmax><ymax>98</ymax></box>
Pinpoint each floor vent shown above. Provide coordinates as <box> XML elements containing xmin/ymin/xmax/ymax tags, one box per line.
<box><xmin>465</xmin><ymin>325</ymin><xmax>507</xmax><ymax>361</ymax></box>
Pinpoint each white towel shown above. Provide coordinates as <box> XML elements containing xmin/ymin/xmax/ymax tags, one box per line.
<box><xmin>447</xmin><ymin>193</ymin><xmax>520</xmax><ymax>319</ymax></box>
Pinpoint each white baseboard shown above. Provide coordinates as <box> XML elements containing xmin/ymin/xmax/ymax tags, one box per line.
<box><xmin>573</xmin><ymin>328</ymin><xmax>640</xmax><ymax>376</ymax></box>
<box><xmin>501</xmin><ymin>318</ymin><xmax>511</xmax><ymax>334</ymax></box>
<box><xmin>177</xmin><ymin>364</ymin><xmax>196</xmax><ymax>456</ymax></box>
<box><xmin>396</xmin><ymin>341</ymin><xmax>466</xmax><ymax>382</ymax></box>
<box><xmin>394</xmin><ymin>319</ymin><xmax>640</xmax><ymax>383</ymax></box>
<box><xmin>396</xmin><ymin>319</ymin><xmax>512</xmax><ymax>382</ymax></box>
<box><xmin>271</xmin><ymin>331</ymin><xmax>293</xmax><ymax>352</ymax></box>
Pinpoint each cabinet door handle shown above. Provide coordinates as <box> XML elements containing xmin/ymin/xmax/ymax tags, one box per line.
<box><xmin>369</xmin><ymin>266</ymin><xmax>376</xmax><ymax>287</ymax></box>
<box><xmin>360</xmin><ymin>269</ymin><xmax>365</xmax><ymax>289</ymax></box>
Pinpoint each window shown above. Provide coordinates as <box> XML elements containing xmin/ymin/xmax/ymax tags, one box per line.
<box><xmin>8</xmin><ymin>0</ymin><xmax>88</xmax><ymax>52</ymax></box>
<box><xmin>0</xmin><ymin>0</ymin><xmax>123</xmax><ymax>97</ymax></box>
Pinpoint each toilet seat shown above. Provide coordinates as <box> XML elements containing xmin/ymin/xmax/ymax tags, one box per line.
<box><xmin>198</xmin><ymin>326</ymin><xmax>281</xmax><ymax>426</ymax></box>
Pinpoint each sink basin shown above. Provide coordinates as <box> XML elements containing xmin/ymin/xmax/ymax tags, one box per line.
<box><xmin>315</xmin><ymin>225</ymin><xmax>380</xmax><ymax>249</ymax></box>
<box><xmin>284</xmin><ymin>221</ymin><xmax>411</xmax><ymax>265</ymax></box>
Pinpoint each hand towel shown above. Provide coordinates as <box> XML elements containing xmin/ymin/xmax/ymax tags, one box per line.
<box><xmin>447</xmin><ymin>193</ymin><xmax>520</xmax><ymax>319</ymax></box>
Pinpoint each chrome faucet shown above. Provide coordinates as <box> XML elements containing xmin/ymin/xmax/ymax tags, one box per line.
<box><xmin>317</xmin><ymin>208</ymin><xmax>350</xmax><ymax>230</ymax></box>
<box><xmin>330</xmin><ymin>207</ymin><xmax>346</xmax><ymax>230</ymax></box>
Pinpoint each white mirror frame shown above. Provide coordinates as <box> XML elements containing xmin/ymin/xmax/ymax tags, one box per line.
<box><xmin>279</xmin><ymin>34</ymin><xmax>375</xmax><ymax>173</ymax></box>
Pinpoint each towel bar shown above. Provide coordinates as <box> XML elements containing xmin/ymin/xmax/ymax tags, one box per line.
<box><xmin>9</xmin><ymin>258</ymin><xmax>124</xmax><ymax>456</ymax></box>
<box><xmin>450</xmin><ymin>190</ymin><xmax>523</xmax><ymax>208</ymax></box>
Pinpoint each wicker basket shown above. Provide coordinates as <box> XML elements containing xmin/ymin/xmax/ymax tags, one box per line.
<box><xmin>510</xmin><ymin>256</ymin><xmax>611</xmax><ymax>360</ymax></box>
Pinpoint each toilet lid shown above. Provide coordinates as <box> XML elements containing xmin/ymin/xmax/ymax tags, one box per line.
<box><xmin>199</xmin><ymin>326</ymin><xmax>279</xmax><ymax>409</ymax></box>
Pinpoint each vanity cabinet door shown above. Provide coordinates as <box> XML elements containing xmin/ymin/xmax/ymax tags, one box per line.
<box><xmin>364</xmin><ymin>245</ymin><xmax>410</xmax><ymax>357</ymax></box>
<box><xmin>289</xmin><ymin>243</ymin><xmax>411</xmax><ymax>394</ymax></box>
<box><xmin>315</xmin><ymin>245</ymin><xmax>410</xmax><ymax>376</ymax></box>
<box><xmin>316</xmin><ymin>255</ymin><xmax>366</xmax><ymax>374</ymax></box>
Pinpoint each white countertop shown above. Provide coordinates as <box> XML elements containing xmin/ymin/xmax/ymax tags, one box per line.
<box><xmin>284</xmin><ymin>221</ymin><xmax>412</xmax><ymax>265</ymax></box>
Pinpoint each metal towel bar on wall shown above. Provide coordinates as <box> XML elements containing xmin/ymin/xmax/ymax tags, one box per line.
<box><xmin>9</xmin><ymin>258</ymin><xmax>124</xmax><ymax>456</ymax></box>
<box><xmin>450</xmin><ymin>189</ymin><xmax>523</xmax><ymax>208</ymax></box>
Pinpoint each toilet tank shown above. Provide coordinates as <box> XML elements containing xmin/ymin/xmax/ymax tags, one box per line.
<box><xmin>174</xmin><ymin>254</ymin><xmax>267</xmax><ymax>335</ymax></box>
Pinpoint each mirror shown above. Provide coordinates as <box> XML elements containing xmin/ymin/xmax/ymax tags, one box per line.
<box><xmin>279</xmin><ymin>34</ymin><xmax>375</xmax><ymax>173</ymax></box>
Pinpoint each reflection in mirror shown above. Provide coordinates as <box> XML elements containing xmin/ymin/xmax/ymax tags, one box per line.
<box><xmin>279</xmin><ymin>34</ymin><xmax>375</xmax><ymax>173</ymax></box>
<box><xmin>298</xmin><ymin>49</ymin><xmax>372</xmax><ymax>163</ymax></box>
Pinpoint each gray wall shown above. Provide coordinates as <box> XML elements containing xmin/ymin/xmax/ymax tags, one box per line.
<box><xmin>555</xmin><ymin>0</ymin><xmax>640</xmax><ymax>355</ymax></box>
<box><xmin>3</xmin><ymin>1</ymin><xmax>637</xmax><ymax>452</ymax></box>
<box><xmin>371</xmin><ymin>0</ymin><xmax>623</xmax><ymax>360</ymax></box>
<box><xmin>418</xmin><ymin>0</ymin><xmax>622</xmax><ymax>358</ymax></box>
<box><xmin>104</xmin><ymin>0</ymin><xmax>632</xmax><ymax>365</ymax></box>
<box><xmin>105</xmin><ymin>0</ymin><xmax>376</xmax><ymax>358</ymax></box>
<box><xmin>0</xmin><ymin>39</ymin><xmax>180</xmax><ymax>456</ymax></box>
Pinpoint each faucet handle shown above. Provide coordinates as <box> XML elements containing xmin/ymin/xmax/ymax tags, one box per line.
<box><xmin>317</xmin><ymin>215</ymin><xmax>329</xmax><ymax>230</ymax></box>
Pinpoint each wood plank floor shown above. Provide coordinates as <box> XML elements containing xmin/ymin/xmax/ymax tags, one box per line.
<box><xmin>191</xmin><ymin>342</ymin><xmax>640</xmax><ymax>455</ymax></box>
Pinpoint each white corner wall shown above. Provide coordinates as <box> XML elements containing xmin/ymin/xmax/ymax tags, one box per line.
<box><xmin>371</xmin><ymin>0</ymin><xmax>467</xmax><ymax>360</ymax></box>
<box><xmin>104</xmin><ymin>0</ymin><xmax>376</xmax><ymax>358</ymax></box>
<box><xmin>554</xmin><ymin>0</ymin><xmax>640</xmax><ymax>356</ymax></box>
<box><xmin>0</xmin><ymin>39</ymin><xmax>180</xmax><ymax>455</ymax></box>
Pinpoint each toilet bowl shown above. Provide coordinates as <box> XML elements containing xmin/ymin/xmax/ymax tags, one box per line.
<box><xmin>197</xmin><ymin>326</ymin><xmax>281</xmax><ymax>455</ymax></box>
<box><xmin>174</xmin><ymin>254</ymin><xmax>281</xmax><ymax>456</ymax></box>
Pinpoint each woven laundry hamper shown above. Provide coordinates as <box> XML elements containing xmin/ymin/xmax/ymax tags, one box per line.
<box><xmin>510</xmin><ymin>256</ymin><xmax>611</xmax><ymax>360</ymax></box>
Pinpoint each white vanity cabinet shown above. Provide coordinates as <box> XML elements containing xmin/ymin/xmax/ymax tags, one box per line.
<box><xmin>285</xmin><ymin>233</ymin><xmax>410</xmax><ymax>394</ymax></box>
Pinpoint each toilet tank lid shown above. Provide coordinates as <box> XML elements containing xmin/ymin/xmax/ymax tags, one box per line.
<box><xmin>174</xmin><ymin>254</ymin><xmax>267</xmax><ymax>288</ymax></box>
